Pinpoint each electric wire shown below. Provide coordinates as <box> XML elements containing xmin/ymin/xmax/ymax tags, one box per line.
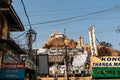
<box><xmin>32</xmin><ymin>17</ymin><xmax>91</xmax><ymax>29</ymax></box>
<box><xmin>13</xmin><ymin>0</ymin><xmax>37</xmax><ymax>40</ymax></box>
<box><xmin>96</xmin><ymin>38</ymin><xmax>101</xmax><ymax>45</ymax></box>
<box><xmin>21</xmin><ymin>0</ymin><xmax>32</xmax><ymax>29</ymax></box>
<box><xmin>24</xmin><ymin>6</ymin><xmax>120</xmax><ymax>26</ymax></box>
<box><xmin>32</xmin><ymin>11</ymin><xmax>119</xmax><ymax>30</ymax></box>
<box><xmin>13</xmin><ymin>31</ymin><xmax>27</xmax><ymax>39</ymax></box>
<box><xmin>17</xmin><ymin>5</ymin><xmax>115</xmax><ymax>15</ymax></box>
<box><xmin>13</xmin><ymin>3</ymin><xmax>120</xmax><ymax>43</ymax></box>
<box><xmin>13</xmin><ymin>0</ymin><xmax>32</xmax><ymax>40</ymax></box>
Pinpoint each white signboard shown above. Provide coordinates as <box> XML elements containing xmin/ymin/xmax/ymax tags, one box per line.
<box><xmin>88</xmin><ymin>26</ymin><xmax>98</xmax><ymax>56</ymax></box>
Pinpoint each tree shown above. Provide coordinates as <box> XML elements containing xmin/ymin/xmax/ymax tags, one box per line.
<box><xmin>100</xmin><ymin>41</ymin><xmax>112</xmax><ymax>47</ymax></box>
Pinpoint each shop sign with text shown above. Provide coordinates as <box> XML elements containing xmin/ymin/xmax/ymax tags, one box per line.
<box><xmin>0</xmin><ymin>68</ymin><xmax>25</xmax><ymax>79</ymax></box>
<box><xmin>2</xmin><ymin>63</ymin><xmax>25</xmax><ymax>68</ymax></box>
<box><xmin>91</xmin><ymin>56</ymin><xmax>120</xmax><ymax>67</ymax></box>
<box><xmin>93</xmin><ymin>67</ymin><xmax>120</xmax><ymax>78</ymax></box>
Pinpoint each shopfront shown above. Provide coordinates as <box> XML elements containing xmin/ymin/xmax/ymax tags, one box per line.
<box><xmin>0</xmin><ymin>63</ymin><xmax>37</xmax><ymax>80</ymax></box>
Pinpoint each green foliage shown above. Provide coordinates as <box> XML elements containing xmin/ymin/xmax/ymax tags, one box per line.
<box><xmin>100</xmin><ymin>41</ymin><xmax>112</xmax><ymax>47</ymax></box>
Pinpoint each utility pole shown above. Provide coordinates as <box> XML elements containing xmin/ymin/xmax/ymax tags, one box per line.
<box><xmin>63</xmin><ymin>28</ymin><xmax>69</xmax><ymax>80</ymax></box>
<box><xmin>28</xmin><ymin>29</ymin><xmax>32</xmax><ymax>54</ymax></box>
<box><xmin>21</xmin><ymin>0</ymin><xmax>36</xmax><ymax>55</ymax></box>
<box><xmin>27</xmin><ymin>28</ymin><xmax>36</xmax><ymax>56</ymax></box>
<box><xmin>64</xmin><ymin>46</ymin><xmax>69</xmax><ymax>80</ymax></box>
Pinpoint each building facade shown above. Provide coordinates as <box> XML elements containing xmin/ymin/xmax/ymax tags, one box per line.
<box><xmin>0</xmin><ymin>0</ymin><xmax>25</xmax><ymax>68</ymax></box>
<box><xmin>0</xmin><ymin>1</ymin><xmax>36</xmax><ymax>80</ymax></box>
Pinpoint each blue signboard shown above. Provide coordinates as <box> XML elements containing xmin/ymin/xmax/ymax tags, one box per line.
<box><xmin>0</xmin><ymin>68</ymin><xmax>25</xmax><ymax>79</ymax></box>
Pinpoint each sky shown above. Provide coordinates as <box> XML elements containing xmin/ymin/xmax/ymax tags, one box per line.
<box><xmin>11</xmin><ymin>0</ymin><xmax>120</xmax><ymax>50</ymax></box>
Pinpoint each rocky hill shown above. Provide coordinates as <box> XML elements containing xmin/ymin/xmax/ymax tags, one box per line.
<box><xmin>85</xmin><ymin>44</ymin><xmax>120</xmax><ymax>56</ymax></box>
<box><xmin>42</xmin><ymin>32</ymin><xmax>77</xmax><ymax>48</ymax></box>
<box><xmin>42</xmin><ymin>31</ymin><xmax>120</xmax><ymax>56</ymax></box>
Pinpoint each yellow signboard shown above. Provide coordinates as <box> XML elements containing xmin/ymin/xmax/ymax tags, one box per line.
<box><xmin>91</xmin><ymin>56</ymin><xmax>120</xmax><ymax>67</ymax></box>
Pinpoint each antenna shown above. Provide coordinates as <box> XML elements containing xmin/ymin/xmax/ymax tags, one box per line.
<box><xmin>64</xmin><ymin>28</ymin><xmax>66</xmax><ymax>37</ymax></box>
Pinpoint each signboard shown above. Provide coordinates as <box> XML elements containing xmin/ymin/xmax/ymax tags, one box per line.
<box><xmin>49</xmin><ymin>47</ymin><xmax>81</xmax><ymax>54</ymax></box>
<box><xmin>3</xmin><ymin>51</ymin><xmax>19</xmax><ymax>63</ymax></box>
<box><xmin>93</xmin><ymin>67</ymin><xmax>120</xmax><ymax>78</ymax></box>
<box><xmin>0</xmin><ymin>68</ymin><xmax>25</xmax><ymax>79</ymax></box>
<box><xmin>2</xmin><ymin>63</ymin><xmax>25</xmax><ymax>68</ymax></box>
<box><xmin>91</xmin><ymin>56</ymin><xmax>120</xmax><ymax>78</ymax></box>
<box><xmin>25</xmin><ymin>57</ymin><xmax>35</xmax><ymax>69</ymax></box>
<box><xmin>88</xmin><ymin>26</ymin><xmax>98</xmax><ymax>56</ymax></box>
<box><xmin>91</xmin><ymin>56</ymin><xmax>120</xmax><ymax>67</ymax></box>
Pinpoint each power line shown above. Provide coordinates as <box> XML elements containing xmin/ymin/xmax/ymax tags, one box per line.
<box><xmin>13</xmin><ymin>0</ymin><xmax>38</xmax><ymax>41</ymax></box>
<box><xmin>32</xmin><ymin>14</ymin><xmax>119</xmax><ymax>30</ymax></box>
<box><xmin>16</xmin><ymin>4</ymin><xmax>115</xmax><ymax>14</ymax></box>
<box><xmin>20</xmin><ymin>0</ymin><xmax>37</xmax><ymax>54</ymax></box>
<box><xmin>13</xmin><ymin>4</ymin><xmax>120</xmax><ymax>41</ymax></box>
<box><xmin>15</xmin><ymin>5</ymin><xmax>117</xmax><ymax>19</ymax></box>
<box><xmin>21</xmin><ymin>0</ymin><xmax>32</xmax><ymax>29</ymax></box>
<box><xmin>32</xmin><ymin>17</ymin><xmax>91</xmax><ymax>29</ymax></box>
<box><xmin>13</xmin><ymin>31</ymin><xmax>27</xmax><ymax>39</ymax></box>
<box><xmin>25</xmin><ymin>15</ymin><xmax>120</xmax><ymax>30</ymax></box>
<box><xmin>24</xmin><ymin>6</ymin><xmax>120</xmax><ymax>26</ymax></box>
